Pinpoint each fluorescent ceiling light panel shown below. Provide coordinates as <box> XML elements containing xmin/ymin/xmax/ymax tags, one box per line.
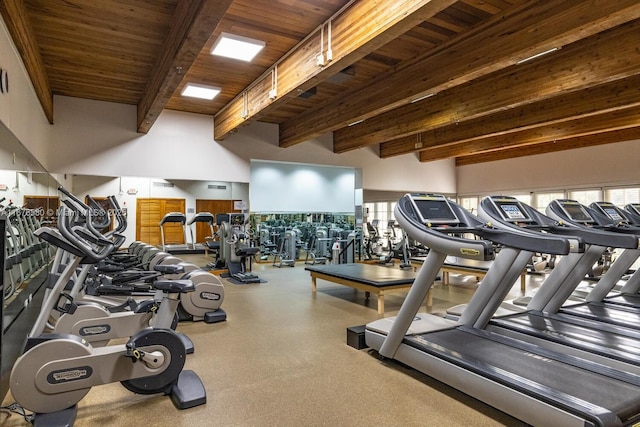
<box><xmin>181</xmin><ymin>83</ymin><xmax>221</xmax><ymax>100</ymax></box>
<box><xmin>212</xmin><ymin>32</ymin><xmax>265</xmax><ymax>62</ymax></box>
<box><xmin>411</xmin><ymin>93</ymin><xmax>435</xmax><ymax>103</ymax></box>
<box><xmin>516</xmin><ymin>47</ymin><xmax>560</xmax><ymax>64</ymax></box>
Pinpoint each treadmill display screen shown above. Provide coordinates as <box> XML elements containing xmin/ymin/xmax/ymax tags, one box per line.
<box><xmin>411</xmin><ymin>196</ymin><xmax>459</xmax><ymax>224</ymax></box>
<box><xmin>603</xmin><ymin>207</ymin><xmax>623</xmax><ymax>221</ymax></box>
<box><xmin>498</xmin><ymin>203</ymin><xmax>528</xmax><ymax>221</ymax></box>
<box><xmin>560</xmin><ymin>203</ymin><xmax>593</xmax><ymax>223</ymax></box>
<box><xmin>230</xmin><ymin>214</ymin><xmax>244</xmax><ymax>226</ymax></box>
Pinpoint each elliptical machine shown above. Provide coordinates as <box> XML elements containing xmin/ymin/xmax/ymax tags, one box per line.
<box><xmin>220</xmin><ymin>213</ymin><xmax>260</xmax><ymax>283</ymax></box>
<box><xmin>9</xmin><ymin>204</ymin><xmax>206</xmax><ymax>424</ymax></box>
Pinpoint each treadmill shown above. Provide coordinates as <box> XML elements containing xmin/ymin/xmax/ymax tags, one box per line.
<box><xmin>542</xmin><ymin>199</ymin><xmax>640</xmax><ymax>327</ymax></box>
<box><xmin>159</xmin><ymin>212</ymin><xmax>189</xmax><ymax>252</ymax></box>
<box><xmin>365</xmin><ymin>193</ymin><xmax>640</xmax><ymax>427</ymax></box>
<box><xmin>477</xmin><ymin>196</ymin><xmax>640</xmax><ymax>365</ymax></box>
<box><xmin>585</xmin><ymin>201</ymin><xmax>640</xmax><ymax>306</ymax></box>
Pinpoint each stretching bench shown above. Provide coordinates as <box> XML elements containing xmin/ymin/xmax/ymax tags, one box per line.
<box><xmin>305</xmin><ymin>263</ymin><xmax>417</xmax><ymax>315</ymax></box>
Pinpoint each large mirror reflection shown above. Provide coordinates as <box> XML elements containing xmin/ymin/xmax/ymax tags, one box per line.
<box><xmin>1</xmin><ymin>121</ymin><xmax>60</xmax><ymax>401</ymax></box>
<box><xmin>1</xmin><ymin>123</ymin><xmax>58</xmax><ymax>309</ymax></box>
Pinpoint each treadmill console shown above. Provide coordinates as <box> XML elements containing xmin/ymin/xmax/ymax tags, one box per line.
<box><xmin>407</xmin><ymin>194</ymin><xmax>459</xmax><ymax>225</ymax></box>
<box><xmin>488</xmin><ymin>197</ymin><xmax>532</xmax><ymax>223</ymax></box>
<box><xmin>229</xmin><ymin>213</ymin><xmax>245</xmax><ymax>226</ymax></box>
<box><xmin>627</xmin><ymin>204</ymin><xmax>640</xmax><ymax>217</ymax></box>
<box><xmin>555</xmin><ymin>200</ymin><xmax>595</xmax><ymax>224</ymax></box>
<box><xmin>591</xmin><ymin>201</ymin><xmax>627</xmax><ymax>222</ymax></box>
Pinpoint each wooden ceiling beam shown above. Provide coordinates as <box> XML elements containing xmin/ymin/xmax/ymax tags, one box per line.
<box><xmin>0</xmin><ymin>0</ymin><xmax>53</xmax><ymax>123</ymax></box>
<box><xmin>379</xmin><ymin>73</ymin><xmax>640</xmax><ymax>158</ymax></box>
<box><xmin>455</xmin><ymin>127</ymin><xmax>640</xmax><ymax>166</ymax></box>
<box><xmin>280</xmin><ymin>0</ymin><xmax>640</xmax><ymax>149</ymax></box>
<box><xmin>213</xmin><ymin>0</ymin><xmax>457</xmax><ymax>141</ymax></box>
<box><xmin>338</xmin><ymin>15</ymin><xmax>640</xmax><ymax>154</ymax></box>
<box><xmin>136</xmin><ymin>0</ymin><xmax>232</xmax><ymax>133</ymax></box>
<box><xmin>418</xmin><ymin>106</ymin><xmax>640</xmax><ymax>162</ymax></box>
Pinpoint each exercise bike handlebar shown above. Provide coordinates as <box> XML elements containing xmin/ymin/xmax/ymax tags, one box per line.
<box><xmin>58</xmin><ymin>205</ymin><xmax>114</xmax><ymax>262</ymax></box>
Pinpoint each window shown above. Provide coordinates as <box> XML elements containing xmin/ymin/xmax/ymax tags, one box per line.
<box><xmin>569</xmin><ymin>189</ymin><xmax>602</xmax><ymax>206</ymax></box>
<box><xmin>605</xmin><ymin>187</ymin><xmax>640</xmax><ymax>206</ymax></box>
<box><xmin>511</xmin><ymin>194</ymin><xmax>532</xmax><ymax>206</ymax></box>
<box><xmin>535</xmin><ymin>192</ymin><xmax>565</xmax><ymax>213</ymax></box>
<box><xmin>458</xmin><ymin>196</ymin><xmax>479</xmax><ymax>215</ymax></box>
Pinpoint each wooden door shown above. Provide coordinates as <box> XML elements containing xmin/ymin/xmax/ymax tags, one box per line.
<box><xmin>136</xmin><ymin>198</ymin><xmax>186</xmax><ymax>246</ymax></box>
<box><xmin>194</xmin><ymin>199</ymin><xmax>240</xmax><ymax>243</ymax></box>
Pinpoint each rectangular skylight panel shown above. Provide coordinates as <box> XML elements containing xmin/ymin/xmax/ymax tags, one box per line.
<box><xmin>212</xmin><ymin>32</ymin><xmax>265</xmax><ymax>62</ymax></box>
<box><xmin>181</xmin><ymin>83</ymin><xmax>221</xmax><ymax>100</ymax></box>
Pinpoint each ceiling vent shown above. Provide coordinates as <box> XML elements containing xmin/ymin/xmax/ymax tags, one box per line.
<box><xmin>298</xmin><ymin>87</ymin><xmax>317</xmax><ymax>99</ymax></box>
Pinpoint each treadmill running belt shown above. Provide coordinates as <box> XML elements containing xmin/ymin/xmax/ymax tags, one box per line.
<box><xmin>605</xmin><ymin>293</ymin><xmax>640</xmax><ymax>307</ymax></box>
<box><xmin>562</xmin><ymin>303</ymin><xmax>640</xmax><ymax>327</ymax></box>
<box><xmin>490</xmin><ymin>312</ymin><xmax>640</xmax><ymax>362</ymax></box>
<box><xmin>404</xmin><ymin>328</ymin><xmax>640</xmax><ymax>423</ymax></box>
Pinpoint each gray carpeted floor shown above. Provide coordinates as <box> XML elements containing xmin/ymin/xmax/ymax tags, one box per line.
<box><xmin>2</xmin><ymin>255</ymin><xmax>534</xmax><ymax>426</ymax></box>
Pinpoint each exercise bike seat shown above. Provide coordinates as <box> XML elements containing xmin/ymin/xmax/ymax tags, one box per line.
<box><xmin>235</xmin><ymin>246</ymin><xmax>260</xmax><ymax>256</ymax></box>
<box><xmin>153</xmin><ymin>279</ymin><xmax>195</xmax><ymax>294</ymax></box>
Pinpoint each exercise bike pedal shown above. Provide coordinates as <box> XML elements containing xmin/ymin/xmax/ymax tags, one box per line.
<box><xmin>169</xmin><ymin>370</ymin><xmax>206</xmax><ymax>410</ymax></box>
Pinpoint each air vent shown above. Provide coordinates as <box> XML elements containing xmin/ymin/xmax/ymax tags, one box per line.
<box><xmin>208</xmin><ymin>184</ymin><xmax>227</xmax><ymax>190</ymax></box>
<box><xmin>298</xmin><ymin>87</ymin><xmax>317</xmax><ymax>99</ymax></box>
<box><xmin>153</xmin><ymin>182</ymin><xmax>174</xmax><ymax>188</ymax></box>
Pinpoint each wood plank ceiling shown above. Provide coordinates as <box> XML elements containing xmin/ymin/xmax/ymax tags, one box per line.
<box><xmin>2</xmin><ymin>0</ymin><xmax>640</xmax><ymax>166</ymax></box>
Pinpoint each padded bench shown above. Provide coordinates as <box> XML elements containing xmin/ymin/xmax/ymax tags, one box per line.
<box><xmin>305</xmin><ymin>263</ymin><xmax>417</xmax><ymax>315</ymax></box>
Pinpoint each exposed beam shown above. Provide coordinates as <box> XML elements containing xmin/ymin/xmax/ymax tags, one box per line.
<box><xmin>418</xmin><ymin>106</ymin><xmax>640</xmax><ymax>162</ymax></box>
<box><xmin>0</xmin><ymin>0</ymin><xmax>53</xmax><ymax>123</ymax></box>
<box><xmin>213</xmin><ymin>0</ymin><xmax>457</xmax><ymax>141</ymax></box>
<box><xmin>455</xmin><ymin>127</ymin><xmax>640</xmax><ymax>166</ymax></box>
<box><xmin>280</xmin><ymin>0</ymin><xmax>640</xmax><ymax>148</ymax></box>
<box><xmin>379</xmin><ymin>73</ymin><xmax>640</xmax><ymax>158</ymax></box>
<box><xmin>343</xmin><ymin>20</ymin><xmax>640</xmax><ymax>155</ymax></box>
<box><xmin>137</xmin><ymin>0</ymin><xmax>232</xmax><ymax>133</ymax></box>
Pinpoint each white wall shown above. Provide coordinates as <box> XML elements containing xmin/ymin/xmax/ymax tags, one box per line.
<box><xmin>0</xmin><ymin>15</ymin><xmax>51</xmax><ymax>169</ymax></box>
<box><xmin>457</xmin><ymin>139</ymin><xmax>640</xmax><ymax>196</ymax></box>
<box><xmin>47</xmin><ymin>97</ymin><xmax>249</xmax><ymax>182</ymax></box>
<box><xmin>223</xmin><ymin>120</ymin><xmax>457</xmax><ymax>194</ymax></box>
<box><xmin>47</xmin><ymin>96</ymin><xmax>457</xmax><ymax>194</ymax></box>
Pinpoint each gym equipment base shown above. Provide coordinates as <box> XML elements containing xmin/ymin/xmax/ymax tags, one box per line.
<box><xmin>33</xmin><ymin>405</ymin><xmax>77</xmax><ymax>427</ymax></box>
<box><xmin>170</xmin><ymin>370</ymin><xmax>207</xmax><ymax>409</ymax></box>
<box><xmin>346</xmin><ymin>325</ymin><xmax>367</xmax><ymax>349</ymax></box>
<box><xmin>204</xmin><ymin>309</ymin><xmax>227</xmax><ymax>323</ymax></box>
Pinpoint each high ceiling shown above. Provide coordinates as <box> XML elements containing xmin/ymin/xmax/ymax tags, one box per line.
<box><xmin>2</xmin><ymin>0</ymin><xmax>640</xmax><ymax>166</ymax></box>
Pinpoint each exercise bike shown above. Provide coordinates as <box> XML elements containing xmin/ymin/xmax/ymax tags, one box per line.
<box><xmin>9</xmin><ymin>205</ymin><xmax>206</xmax><ymax>424</ymax></box>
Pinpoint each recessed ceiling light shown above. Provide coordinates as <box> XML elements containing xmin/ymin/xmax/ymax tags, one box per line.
<box><xmin>211</xmin><ymin>32</ymin><xmax>265</xmax><ymax>62</ymax></box>
<box><xmin>181</xmin><ymin>83</ymin><xmax>221</xmax><ymax>100</ymax></box>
